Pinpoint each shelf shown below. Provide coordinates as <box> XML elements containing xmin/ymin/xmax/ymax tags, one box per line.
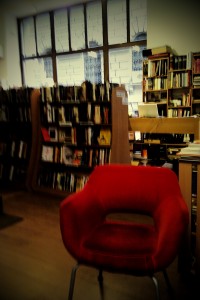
<box><xmin>178</xmin><ymin>159</ymin><xmax>200</xmax><ymax>275</ymax></box>
<box><xmin>143</xmin><ymin>52</ymin><xmax>200</xmax><ymax>116</ymax></box>
<box><xmin>30</xmin><ymin>84</ymin><xmax>130</xmax><ymax>196</ymax></box>
<box><xmin>0</xmin><ymin>87</ymin><xmax>33</xmax><ymax>191</ymax></box>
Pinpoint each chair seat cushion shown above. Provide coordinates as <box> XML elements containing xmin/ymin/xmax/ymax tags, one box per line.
<box><xmin>82</xmin><ymin>220</ymin><xmax>157</xmax><ymax>274</ymax></box>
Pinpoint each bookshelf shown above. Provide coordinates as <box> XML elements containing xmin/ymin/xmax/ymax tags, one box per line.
<box><xmin>0</xmin><ymin>87</ymin><xmax>33</xmax><ymax>191</ymax></box>
<box><xmin>178</xmin><ymin>156</ymin><xmax>200</xmax><ymax>276</ymax></box>
<box><xmin>191</xmin><ymin>52</ymin><xmax>200</xmax><ymax>115</ymax></box>
<box><xmin>142</xmin><ymin>54</ymin><xmax>169</xmax><ymax>117</ymax></box>
<box><xmin>30</xmin><ymin>83</ymin><xmax>120</xmax><ymax>197</ymax></box>
<box><xmin>168</xmin><ymin>54</ymin><xmax>192</xmax><ymax>117</ymax></box>
<box><xmin>142</xmin><ymin>50</ymin><xmax>200</xmax><ymax>117</ymax></box>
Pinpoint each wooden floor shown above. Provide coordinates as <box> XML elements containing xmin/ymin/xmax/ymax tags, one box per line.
<box><xmin>0</xmin><ymin>190</ymin><xmax>199</xmax><ymax>300</ymax></box>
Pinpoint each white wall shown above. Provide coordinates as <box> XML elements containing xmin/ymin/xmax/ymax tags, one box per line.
<box><xmin>0</xmin><ymin>11</ymin><xmax>7</xmax><ymax>86</ymax></box>
<box><xmin>0</xmin><ymin>13</ymin><xmax>22</xmax><ymax>87</ymax></box>
<box><xmin>148</xmin><ymin>0</ymin><xmax>200</xmax><ymax>54</ymax></box>
<box><xmin>0</xmin><ymin>0</ymin><xmax>200</xmax><ymax>87</ymax></box>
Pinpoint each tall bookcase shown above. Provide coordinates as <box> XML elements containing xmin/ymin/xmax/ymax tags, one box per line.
<box><xmin>142</xmin><ymin>51</ymin><xmax>200</xmax><ymax>117</ymax></box>
<box><xmin>168</xmin><ymin>54</ymin><xmax>192</xmax><ymax>117</ymax></box>
<box><xmin>178</xmin><ymin>156</ymin><xmax>200</xmax><ymax>276</ymax></box>
<box><xmin>191</xmin><ymin>52</ymin><xmax>200</xmax><ymax>115</ymax></box>
<box><xmin>30</xmin><ymin>83</ymin><xmax>124</xmax><ymax>197</ymax></box>
<box><xmin>0</xmin><ymin>87</ymin><xmax>33</xmax><ymax>191</ymax></box>
<box><xmin>143</xmin><ymin>53</ymin><xmax>169</xmax><ymax>116</ymax></box>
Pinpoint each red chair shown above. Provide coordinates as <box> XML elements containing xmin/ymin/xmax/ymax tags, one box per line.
<box><xmin>60</xmin><ymin>164</ymin><xmax>189</xmax><ymax>300</ymax></box>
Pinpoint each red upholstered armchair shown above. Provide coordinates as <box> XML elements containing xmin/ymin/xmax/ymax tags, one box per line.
<box><xmin>60</xmin><ymin>165</ymin><xmax>189</xmax><ymax>300</ymax></box>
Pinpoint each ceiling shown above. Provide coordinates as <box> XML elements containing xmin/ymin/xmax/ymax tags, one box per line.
<box><xmin>1</xmin><ymin>0</ymin><xmax>91</xmax><ymax>17</ymax></box>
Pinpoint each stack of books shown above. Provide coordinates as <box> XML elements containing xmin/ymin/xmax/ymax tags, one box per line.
<box><xmin>177</xmin><ymin>141</ymin><xmax>200</xmax><ymax>157</ymax></box>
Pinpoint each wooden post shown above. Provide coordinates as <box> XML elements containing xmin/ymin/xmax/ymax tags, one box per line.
<box><xmin>110</xmin><ymin>86</ymin><xmax>131</xmax><ymax>164</ymax></box>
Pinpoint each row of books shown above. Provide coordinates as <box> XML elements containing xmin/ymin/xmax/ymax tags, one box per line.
<box><xmin>193</xmin><ymin>58</ymin><xmax>200</xmax><ymax>74</ymax></box>
<box><xmin>0</xmin><ymin>140</ymin><xmax>29</xmax><ymax>159</ymax></box>
<box><xmin>41</xmin><ymin>102</ymin><xmax>111</xmax><ymax>125</ymax></box>
<box><xmin>40</xmin><ymin>81</ymin><xmax>119</xmax><ymax>103</ymax></box>
<box><xmin>177</xmin><ymin>141</ymin><xmax>200</xmax><ymax>156</ymax></box>
<box><xmin>0</xmin><ymin>87</ymin><xmax>33</xmax><ymax>104</ymax></box>
<box><xmin>169</xmin><ymin>93</ymin><xmax>191</xmax><ymax>107</ymax></box>
<box><xmin>168</xmin><ymin>71</ymin><xmax>190</xmax><ymax>88</ymax></box>
<box><xmin>0</xmin><ymin>163</ymin><xmax>26</xmax><ymax>182</ymax></box>
<box><xmin>0</xmin><ymin>102</ymin><xmax>31</xmax><ymax>123</ymax></box>
<box><xmin>170</xmin><ymin>55</ymin><xmax>188</xmax><ymax>70</ymax></box>
<box><xmin>37</xmin><ymin>169</ymin><xmax>89</xmax><ymax>193</ymax></box>
<box><xmin>41</xmin><ymin>145</ymin><xmax>111</xmax><ymax>167</ymax></box>
<box><xmin>138</xmin><ymin>133</ymin><xmax>192</xmax><ymax>144</ymax></box>
<box><xmin>147</xmin><ymin>59</ymin><xmax>168</xmax><ymax>77</ymax></box>
<box><xmin>42</xmin><ymin>126</ymin><xmax>111</xmax><ymax>147</ymax></box>
<box><xmin>144</xmin><ymin>77</ymin><xmax>168</xmax><ymax>91</ymax></box>
<box><xmin>193</xmin><ymin>75</ymin><xmax>200</xmax><ymax>88</ymax></box>
<box><xmin>168</xmin><ymin>108</ymin><xmax>191</xmax><ymax>118</ymax></box>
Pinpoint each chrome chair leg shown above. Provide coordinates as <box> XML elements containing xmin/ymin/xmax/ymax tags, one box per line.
<box><xmin>68</xmin><ymin>264</ymin><xmax>79</xmax><ymax>300</ymax></box>
<box><xmin>151</xmin><ymin>275</ymin><xmax>160</xmax><ymax>300</ymax></box>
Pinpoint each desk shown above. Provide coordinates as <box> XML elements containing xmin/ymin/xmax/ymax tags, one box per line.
<box><xmin>129</xmin><ymin>117</ymin><xmax>200</xmax><ymax>140</ymax></box>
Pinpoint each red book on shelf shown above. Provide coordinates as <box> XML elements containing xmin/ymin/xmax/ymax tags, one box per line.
<box><xmin>41</xmin><ymin>127</ymin><xmax>50</xmax><ymax>141</ymax></box>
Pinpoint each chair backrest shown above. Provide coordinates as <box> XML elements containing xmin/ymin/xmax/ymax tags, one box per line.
<box><xmin>84</xmin><ymin>164</ymin><xmax>183</xmax><ymax>216</ymax></box>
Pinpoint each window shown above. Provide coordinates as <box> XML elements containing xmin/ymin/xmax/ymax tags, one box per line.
<box><xmin>18</xmin><ymin>0</ymin><xmax>147</xmax><ymax>111</ymax></box>
<box><xmin>130</xmin><ymin>0</ymin><xmax>147</xmax><ymax>42</ymax></box>
<box><xmin>23</xmin><ymin>58</ymin><xmax>53</xmax><ymax>87</ymax></box>
<box><xmin>107</xmin><ymin>0</ymin><xmax>127</xmax><ymax>45</ymax></box>
<box><xmin>54</xmin><ymin>9</ymin><xmax>69</xmax><ymax>53</ymax></box>
<box><xmin>20</xmin><ymin>17</ymin><xmax>36</xmax><ymax>57</ymax></box>
<box><xmin>70</xmin><ymin>5</ymin><xmax>85</xmax><ymax>51</ymax></box>
<box><xmin>87</xmin><ymin>1</ymin><xmax>103</xmax><ymax>47</ymax></box>
<box><xmin>36</xmin><ymin>13</ymin><xmax>52</xmax><ymax>55</ymax></box>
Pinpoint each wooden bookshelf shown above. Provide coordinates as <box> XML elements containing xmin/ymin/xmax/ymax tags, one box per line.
<box><xmin>0</xmin><ymin>87</ymin><xmax>33</xmax><ymax>214</ymax></box>
<box><xmin>142</xmin><ymin>51</ymin><xmax>200</xmax><ymax>117</ymax></box>
<box><xmin>30</xmin><ymin>84</ymin><xmax>126</xmax><ymax>197</ymax></box>
<box><xmin>142</xmin><ymin>53</ymin><xmax>170</xmax><ymax>117</ymax></box>
<box><xmin>0</xmin><ymin>87</ymin><xmax>33</xmax><ymax>191</ymax></box>
<box><xmin>178</xmin><ymin>156</ymin><xmax>200</xmax><ymax>276</ymax></box>
<box><xmin>192</xmin><ymin>52</ymin><xmax>200</xmax><ymax>115</ymax></box>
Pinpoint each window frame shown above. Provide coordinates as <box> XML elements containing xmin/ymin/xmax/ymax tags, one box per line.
<box><xmin>17</xmin><ymin>0</ymin><xmax>147</xmax><ymax>89</ymax></box>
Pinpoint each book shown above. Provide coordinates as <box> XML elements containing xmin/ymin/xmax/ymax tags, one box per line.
<box><xmin>48</xmin><ymin>127</ymin><xmax>58</xmax><ymax>141</ymax></box>
<box><xmin>94</xmin><ymin>105</ymin><xmax>101</xmax><ymax>124</ymax></box>
<box><xmin>54</xmin><ymin>146</ymin><xmax>60</xmax><ymax>163</ymax></box>
<box><xmin>41</xmin><ymin>145</ymin><xmax>54</xmax><ymax>162</ymax></box>
<box><xmin>11</xmin><ymin>141</ymin><xmax>16</xmax><ymax>157</ymax></box>
<box><xmin>177</xmin><ymin>141</ymin><xmax>200</xmax><ymax>156</ymax></box>
<box><xmin>18</xmin><ymin>140</ymin><xmax>26</xmax><ymax>158</ymax></box>
<box><xmin>73</xmin><ymin>106</ymin><xmax>79</xmax><ymax>123</ymax></box>
<box><xmin>143</xmin><ymin>45</ymin><xmax>172</xmax><ymax>57</ymax></box>
<box><xmin>47</xmin><ymin>103</ymin><xmax>53</xmax><ymax>122</ymax></box>
<box><xmin>73</xmin><ymin>149</ymin><xmax>83</xmax><ymax>166</ymax></box>
<box><xmin>9</xmin><ymin>165</ymin><xmax>14</xmax><ymax>181</ymax></box>
<box><xmin>97</xmin><ymin>129</ymin><xmax>111</xmax><ymax>145</ymax></box>
<box><xmin>41</xmin><ymin>127</ymin><xmax>51</xmax><ymax>141</ymax></box>
<box><xmin>62</xmin><ymin>146</ymin><xmax>73</xmax><ymax>165</ymax></box>
<box><xmin>0</xmin><ymin>105</ymin><xmax>7</xmax><ymax>121</ymax></box>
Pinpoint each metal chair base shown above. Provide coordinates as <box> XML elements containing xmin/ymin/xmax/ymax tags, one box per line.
<box><xmin>67</xmin><ymin>264</ymin><xmax>173</xmax><ymax>300</ymax></box>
